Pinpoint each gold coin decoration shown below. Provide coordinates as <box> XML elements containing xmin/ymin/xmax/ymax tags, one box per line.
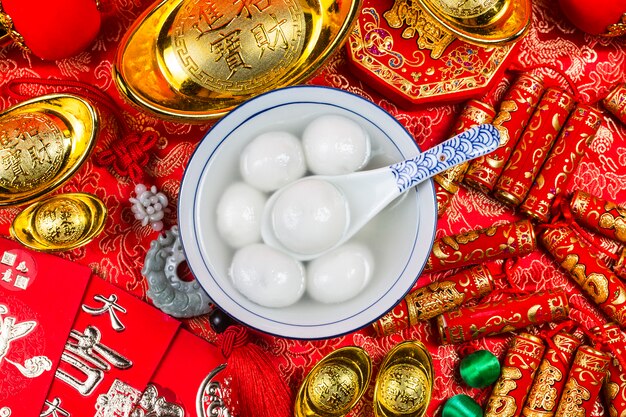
<box><xmin>307</xmin><ymin>364</ymin><xmax>359</xmax><ymax>414</ymax></box>
<box><xmin>374</xmin><ymin>340</ymin><xmax>434</xmax><ymax>417</ymax></box>
<box><xmin>0</xmin><ymin>114</ymin><xmax>65</xmax><ymax>193</ymax></box>
<box><xmin>11</xmin><ymin>193</ymin><xmax>107</xmax><ymax>252</ymax></box>
<box><xmin>377</xmin><ymin>363</ymin><xmax>429</xmax><ymax>414</ymax></box>
<box><xmin>295</xmin><ymin>346</ymin><xmax>372</xmax><ymax>417</ymax></box>
<box><xmin>169</xmin><ymin>0</ymin><xmax>305</xmax><ymax>95</ymax></box>
<box><xmin>431</xmin><ymin>0</ymin><xmax>501</xmax><ymax>19</ymax></box>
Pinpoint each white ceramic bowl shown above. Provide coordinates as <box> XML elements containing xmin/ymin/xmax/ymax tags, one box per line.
<box><xmin>178</xmin><ymin>86</ymin><xmax>437</xmax><ymax>339</ymax></box>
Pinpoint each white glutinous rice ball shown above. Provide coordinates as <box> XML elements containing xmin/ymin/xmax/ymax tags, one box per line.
<box><xmin>270</xmin><ymin>178</ymin><xmax>348</xmax><ymax>255</ymax></box>
<box><xmin>216</xmin><ymin>182</ymin><xmax>267</xmax><ymax>248</ymax></box>
<box><xmin>229</xmin><ymin>244</ymin><xmax>306</xmax><ymax>308</ymax></box>
<box><xmin>307</xmin><ymin>243</ymin><xmax>374</xmax><ymax>303</ymax></box>
<box><xmin>240</xmin><ymin>131</ymin><xmax>306</xmax><ymax>192</ymax></box>
<box><xmin>302</xmin><ymin>114</ymin><xmax>371</xmax><ymax>175</ymax></box>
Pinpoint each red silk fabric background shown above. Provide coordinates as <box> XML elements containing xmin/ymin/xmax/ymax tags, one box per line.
<box><xmin>1</xmin><ymin>0</ymin><xmax>625</xmax><ymax>415</ymax></box>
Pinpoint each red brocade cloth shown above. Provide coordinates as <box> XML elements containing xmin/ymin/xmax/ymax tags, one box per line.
<box><xmin>1</xmin><ymin>0</ymin><xmax>626</xmax><ymax>416</ymax></box>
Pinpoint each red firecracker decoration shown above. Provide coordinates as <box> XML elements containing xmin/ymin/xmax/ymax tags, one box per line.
<box><xmin>594</xmin><ymin>323</ymin><xmax>626</xmax><ymax>417</ymax></box>
<box><xmin>540</xmin><ymin>225</ymin><xmax>626</xmax><ymax>328</ymax></box>
<box><xmin>425</xmin><ymin>219</ymin><xmax>536</xmax><ymax>273</ymax></box>
<box><xmin>521</xmin><ymin>331</ymin><xmax>582</xmax><ymax>417</ymax></box>
<box><xmin>0</xmin><ymin>0</ymin><xmax>101</xmax><ymax>60</ymax></box>
<box><xmin>494</xmin><ymin>88</ymin><xmax>576</xmax><ymax>207</ymax></box>
<box><xmin>484</xmin><ymin>333</ymin><xmax>546</xmax><ymax>417</ymax></box>
<box><xmin>554</xmin><ymin>345</ymin><xmax>611</xmax><ymax>417</ymax></box>
<box><xmin>520</xmin><ymin>105</ymin><xmax>602</xmax><ymax>223</ymax></box>
<box><xmin>604</xmin><ymin>83</ymin><xmax>626</xmax><ymax>124</ymax></box>
<box><xmin>435</xmin><ymin>99</ymin><xmax>496</xmax><ymax>216</ymax></box>
<box><xmin>373</xmin><ymin>263</ymin><xmax>496</xmax><ymax>337</ymax></box>
<box><xmin>436</xmin><ymin>289</ymin><xmax>570</xmax><ymax>344</ymax></box>
<box><xmin>464</xmin><ymin>72</ymin><xmax>545</xmax><ymax>195</ymax></box>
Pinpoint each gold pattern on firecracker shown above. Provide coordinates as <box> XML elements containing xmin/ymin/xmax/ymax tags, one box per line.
<box><xmin>484</xmin><ymin>333</ymin><xmax>545</xmax><ymax>417</ymax></box>
<box><xmin>11</xmin><ymin>193</ymin><xmax>108</xmax><ymax>252</ymax></box>
<box><xmin>607</xmin><ymin>13</ymin><xmax>626</xmax><ymax>36</ymax></box>
<box><xmin>373</xmin><ymin>340</ymin><xmax>434</xmax><ymax>417</ymax></box>
<box><xmin>0</xmin><ymin>94</ymin><xmax>99</xmax><ymax>207</ymax></box>
<box><xmin>295</xmin><ymin>346</ymin><xmax>372</xmax><ymax>417</ymax></box>
<box><xmin>603</xmin><ymin>83</ymin><xmax>626</xmax><ymax>123</ymax></box>
<box><xmin>554</xmin><ymin>346</ymin><xmax>611</xmax><ymax>417</ymax></box>
<box><xmin>561</xmin><ymin>253</ymin><xmax>610</xmax><ymax>304</ymax></box>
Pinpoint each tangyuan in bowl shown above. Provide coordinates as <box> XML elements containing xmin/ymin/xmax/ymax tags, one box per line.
<box><xmin>178</xmin><ymin>86</ymin><xmax>437</xmax><ymax>339</ymax></box>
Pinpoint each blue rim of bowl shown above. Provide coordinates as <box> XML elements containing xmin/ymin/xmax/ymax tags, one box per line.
<box><xmin>178</xmin><ymin>85</ymin><xmax>437</xmax><ymax>339</ymax></box>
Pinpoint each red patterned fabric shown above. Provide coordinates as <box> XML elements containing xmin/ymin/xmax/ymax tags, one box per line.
<box><xmin>1</xmin><ymin>0</ymin><xmax>625</xmax><ymax>416</ymax></box>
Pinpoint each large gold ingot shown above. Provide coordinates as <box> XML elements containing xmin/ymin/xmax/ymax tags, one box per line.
<box><xmin>374</xmin><ymin>340</ymin><xmax>434</xmax><ymax>417</ymax></box>
<box><xmin>417</xmin><ymin>0</ymin><xmax>531</xmax><ymax>46</ymax></box>
<box><xmin>11</xmin><ymin>192</ymin><xmax>107</xmax><ymax>252</ymax></box>
<box><xmin>0</xmin><ymin>94</ymin><xmax>98</xmax><ymax>206</ymax></box>
<box><xmin>113</xmin><ymin>0</ymin><xmax>361</xmax><ymax>122</ymax></box>
<box><xmin>295</xmin><ymin>346</ymin><xmax>372</xmax><ymax>417</ymax></box>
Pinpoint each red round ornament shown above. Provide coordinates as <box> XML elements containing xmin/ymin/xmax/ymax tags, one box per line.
<box><xmin>557</xmin><ymin>0</ymin><xmax>626</xmax><ymax>36</ymax></box>
<box><xmin>1</xmin><ymin>0</ymin><xmax>101</xmax><ymax>60</ymax></box>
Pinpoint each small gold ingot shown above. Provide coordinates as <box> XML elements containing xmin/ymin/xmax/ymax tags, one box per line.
<box><xmin>0</xmin><ymin>94</ymin><xmax>98</xmax><ymax>207</ymax></box>
<box><xmin>113</xmin><ymin>0</ymin><xmax>361</xmax><ymax>122</ymax></box>
<box><xmin>295</xmin><ymin>346</ymin><xmax>372</xmax><ymax>417</ymax></box>
<box><xmin>417</xmin><ymin>0</ymin><xmax>531</xmax><ymax>46</ymax></box>
<box><xmin>11</xmin><ymin>193</ymin><xmax>107</xmax><ymax>252</ymax></box>
<box><xmin>374</xmin><ymin>340</ymin><xmax>434</xmax><ymax>417</ymax></box>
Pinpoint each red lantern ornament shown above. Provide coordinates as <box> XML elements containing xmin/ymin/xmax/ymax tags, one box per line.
<box><xmin>557</xmin><ymin>0</ymin><xmax>626</xmax><ymax>36</ymax></box>
<box><xmin>0</xmin><ymin>0</ymin><xmax>101</xmax><ymax>60</ymax></box>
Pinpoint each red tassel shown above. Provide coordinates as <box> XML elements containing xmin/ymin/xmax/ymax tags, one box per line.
<box><xmin>219</xmin><ymin>326</ymin><xmax>293</xmax><ymax>417</ymax></box>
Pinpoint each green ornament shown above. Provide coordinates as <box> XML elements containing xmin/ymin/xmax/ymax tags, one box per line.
<box><xmin>442</xmin><ymin>394</ymin><xmax>483</xmax><ymax>417</ymax></box>
<box><xmin>459</xmin><ymin>350</ymin><xmax>500</xmax><ymax>388</ymax></box>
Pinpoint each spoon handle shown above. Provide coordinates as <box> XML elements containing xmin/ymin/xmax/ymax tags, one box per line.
<box><xmin>389</xmin><ymin>124</ymin><xmax>500</xmax><ymax>193</ymax></box>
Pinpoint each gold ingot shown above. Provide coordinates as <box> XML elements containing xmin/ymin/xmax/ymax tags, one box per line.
<box><xmin>295</xmin><ymin>346</ymin><xmax>372</xmax><ymax>417</ymax></box>
<box><xmin>113</xmin><ymin>0</ymin><xmax>361</xmax><ymax>122</ymax></box>
<box><xmin>0</xmin><ymin>94</ymin><xmax>98</xmax><ymax>206</ymax></box>
<box><xmin>11</xmin><ymin>192</ymin><xmax>107</xmax><ymax>252</ymax></box>
<box><xmin>417</xmin><ymin>0</ymin><xmax>531</xmax><ymax>46</ymax></box>
<box><xmin>374</xmin><ymin>340</ymin><xmax>434</xmax><ymax>417</ymax></box>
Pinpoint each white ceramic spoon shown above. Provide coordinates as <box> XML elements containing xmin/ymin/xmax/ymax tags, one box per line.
<box><xmin>261</xmin><ymin>124</ymin><xmax>501</xmax><ymax>261</ymax></box>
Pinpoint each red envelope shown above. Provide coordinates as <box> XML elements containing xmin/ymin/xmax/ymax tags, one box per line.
<box><xmin>0</xmin><ymin>237</ymin><xmax>91</xmax><ymax>417</ymax></box>
<box><xmin>131</xmin><ymin>329</ymin><xmax>230</xmax><ymax>417</ymax></box>
<box><xmin>42</xmin><ymin>275</ymin><xmax>180</xmax><ymax>417</ymax></box>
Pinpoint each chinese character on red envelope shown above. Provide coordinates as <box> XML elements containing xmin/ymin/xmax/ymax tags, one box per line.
<box><xmin>42</xmin><ymin>276</ymin><xmax>180</xmax><ymax>417</ymax></box>
<box><xmin>0</xmin><ymin>237</ymin><xmax>91</xmax><ymax>417</ymax></box>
